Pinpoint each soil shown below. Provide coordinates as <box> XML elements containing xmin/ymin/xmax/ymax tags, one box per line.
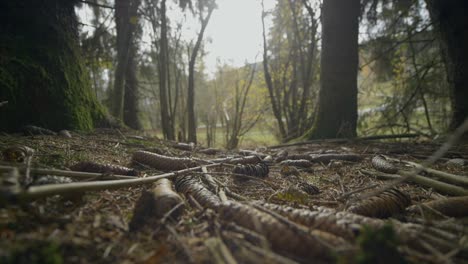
<box><xmin>0</xmin><ymin>129</ymin><xmax>467</xmax><ymax>263</ymax></box>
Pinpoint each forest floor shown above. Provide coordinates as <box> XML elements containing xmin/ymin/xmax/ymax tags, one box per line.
<box><xmin>0</xmin><ymin>129</ymin><xmax>467</xmax><ymax>263</ymax></box>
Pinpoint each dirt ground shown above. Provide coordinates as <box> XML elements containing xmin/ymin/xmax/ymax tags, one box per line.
<box><xmin>0</xmin><ymin>129</ymin><xmax>467</xmax><ymax>263</ymax></box>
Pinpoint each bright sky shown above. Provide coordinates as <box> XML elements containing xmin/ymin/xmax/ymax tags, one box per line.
<box><xmin>202</xmin><ymin>0</ymin><xmax>276</xmax><ymax>72</ymax></box>
<box><xmin>78</xmin><ymin>0</ymin><xmax>277</xmax><ymax>75</ymax></box>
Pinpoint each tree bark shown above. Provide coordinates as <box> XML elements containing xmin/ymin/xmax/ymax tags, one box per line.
<box><xmin>187</xmin><ymin>6</ymin><xmax>214</xmax><ymax>143</ymax></box>
<box><xmin>304</xmin><ymin>0</ymin><xmax>359</xmax><ymax>139</ymax></box>
<box><xmin>112</xmin><ymin>0</ymin><xmax>140</xmax><ymax>121</ymax></box>
<box><xmin>425</xmin><ymin>0</ymin><xmax>468</xmax><ymax>131</ymax></box>
<box><xmin>124</xmin><ymin>43</ymin><xmax>142</xmax><ymax>130</ymax></box>
<box><xmin>0</xmin><ymin>0</ymin><xmax>107</xmax><ymax>131</ymax></box>
<box><xmin>159</xmin><ymin>0</ymin><xmax>175</xmax><ymax>139</ymax></box>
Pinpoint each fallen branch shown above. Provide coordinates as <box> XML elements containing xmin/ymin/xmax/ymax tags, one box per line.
<box><xmin>400</xmin><ymin>159</ymin><xmax>468</xmax><ymax>186</ymax></box>
<box><xmin>1</xmin><ymin>164</ymin><xmax>222</xmax><ymax>204</ymax></box>
<box><xmin>361</xmin><ymin>169</ymin><xmax>468</xmax><ymax>196</ymax></box>
<box><xmin>269</xmin><ymin>133</ymin><xmax>419</xmax><ymax>149</ymax></box>
<box><xmin>357</xmin><ymin>118</ymin><xmax>468</xmax><ymax>200</ymax></box>
<box><xmin>0</xmin><ymin>164</ymin><xmax>135</xmax><ymax>180</ymax></box>
<box><xmin>0</xmin><ymin>101</ymin><xmax>8</xmax><ymax>107</ymax></box>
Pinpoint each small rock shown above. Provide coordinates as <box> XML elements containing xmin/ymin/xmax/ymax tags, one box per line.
<box><xmin>59</xmin><ymin>130</ymin><xmax>72</xmax><ymax>138</ymax></box>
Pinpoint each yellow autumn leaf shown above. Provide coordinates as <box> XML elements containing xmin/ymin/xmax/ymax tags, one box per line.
<box><xmin>129</xmin><ymin>16</ymin><xmax>138</xmax><ymax>25</ymax></box>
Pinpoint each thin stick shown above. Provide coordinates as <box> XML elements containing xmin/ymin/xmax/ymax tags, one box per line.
<box><xmin>400</xmin><ymin>159</ymin><xmax>468</xmax><ymax>186</ymax></box>
<box><xmin>11</xmin><ymin>164</ymin><xmax>222</xmax><ymax>202</ymax></box>
<box><xmin>269</xmin><ymin>133</ymin><xmax>419</xmax><ymax>149</ymax></box>
<box><xmin>355</xmin><ymin>118</ymin><xmax>468</xmax><ymax>201</ymax></box>
<box><xmin>362</xmin><ymin>170</ymin><xmax>468</xmax><ymax>196</ymax></box>
<box><xmin>0</xmin><ymin>165</ymin><xmax>135</xmax><ymax>180</ymax></box>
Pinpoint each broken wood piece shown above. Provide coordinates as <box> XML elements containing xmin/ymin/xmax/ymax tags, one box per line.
<box><xmin>132</xmin><ymin>150</ymin><xmax>198</xmax><ymax>171</ymax></box>
<box><xmin>129</xmin><ymin>178</ymin><xmax>185</xmax><ymax>232</ymax></box>
<box><xmin>202</xmin><ymin>167</ymin><xmax>228</xmax><ymax>202</ymax></box>
<box><xmin>70</xmin><ymin>161</ymin><xmax>139</xmax><ymax>176</ymax></box>
<box><xmin>362</xmin><ymin>169</ymin><xmax>468</xmax><ymax>196</ymax></box>
<box><xmin>198</xmin><ymin>148</ymin><xmax>221</xmax><ymax>155</ymax></box>
<box><xmin>171</xmin><ymin>142</ymin><xmax>195</xmax><ymax>151</ymax></box>
<box><xmin>407</xmin><ymin>196</ymin><xmax>468</xmax><ymax>218</ymax></box>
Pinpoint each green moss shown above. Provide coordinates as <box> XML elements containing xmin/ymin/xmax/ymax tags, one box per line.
<box><xmin>350</xmin><ymin>224</ymin><xmax>408</xmax><ymax>264</ymax></box>
<box><xmin>0</xmin><ymin>0</ymin><xmax>107</xmax><ymax>132</ymax></box>
<box><xmin>1</xmin><ymin>240</ymin><xmax>63</xmax><ymax>264</ymax></box>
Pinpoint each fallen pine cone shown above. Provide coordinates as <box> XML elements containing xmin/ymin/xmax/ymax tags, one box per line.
<box><xmin>22</xmin><ymin>125</ymin><xmax>56</xmax><ymax>136</ymax></box>
<box><xmin>371</xmin><ymin>155</ymin><xmax>398</xmax><ymax>174</ymax></box>
<box><xmin>297</xmin><ymin>181</ymin><xmax>320</xmax><ymax>195</ymax></box>
<box><xmin>132</xmin><ymin>150</ymin><xmax>198</xmax><ymax>171</ymax></box>
<box><xmin>347</xmin><ymin>188</ymin><xmax>411</xmax><ymax>218</ymax></box>
<box><xmin>280</xmin><ymin>159</ymin><xmax>313</xmax><ymax>168</ymax></box>
<box><xmin>233</xmin><ymin>162</ymin><xmax>269</xmax><ymax>178</ymax></box>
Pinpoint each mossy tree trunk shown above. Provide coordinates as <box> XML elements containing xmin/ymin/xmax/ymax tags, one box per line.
<box><xmin>303</xmin><ymin>0</ymin><xmax>359</xmax><ymax>139</ymax></box>
<box><xmin>0</xmin><ymin>0</ymin><xmax>108</xmax><ymax>132</ymax></box>
<box><xmin>425</xmin><ymin>0</ymin><xmax>468</xmax><ymax>131</ymax></box>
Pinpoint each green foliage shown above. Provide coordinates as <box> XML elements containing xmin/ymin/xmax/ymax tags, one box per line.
<box><xmin>352</xmin><ymin>224</ymin><xmax>407</xmax><ymax>264</ymax></box>
<box><xmin>357</xmin><ymin>0</ymin><xmax>451</xmax><ymax>137</ymax></box>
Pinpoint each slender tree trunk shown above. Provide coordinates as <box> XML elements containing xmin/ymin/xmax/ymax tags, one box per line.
<box><xmin>187</xmin><ymin>6</ymin><xmax>214</xmax><ymax>143</ymax></box>
<box><xmin>425</xmin><ymin>0</ymin><xmax>468</xmax><ymax>131</ymax></box>
<box><xmin>0</xmin><ymin>0</ymin><xmax>107</xmax><ymax>131</ymax></box>
<box><xmin>112</xmin><ymin>0</ymin><xmax>140</xmax><ymax>121</ymax></box>
<box><xmin>159</xmin><ymin>0</ymin><xmax>175</xmax><ymax>139</ymax></box>
<box><xmin>124</xmin><ymin>43</ymin><xmax>142</xmax><ymax>130</ymax></box>
<box><xmin>261</xmin><ymin>0</ymin><xmax>287</xmax><ymax>139</ymax></box>
<box><xmin>304</xmin><ymin>0</ymin><xmax>359</xmax><ymax>139</ymax></box>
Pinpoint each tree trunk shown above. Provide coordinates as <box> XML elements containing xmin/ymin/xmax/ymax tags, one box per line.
<box><xmin>124</xmin><ymin>43</ymin><xmax>142</xmax><ymax>130</ymax></box>
<box><xmin>187</xmin><ymin>6</ymin><xmax>214</xmax><ymax>143</ymax></box>
<box><xmin>425</xmin><ymin>0</ymin><xmax>468</xmax><ymax>131</ymax></box>
<box><xmin>112</xmin><ymin>0</ymin><xmax>140</xmax><ymax>121</ymax></box>
<box><xmin>0</xmin><ymin>0</ymin><xmax>108</xmax><ymax>132</ymax></box>
<box><xmin>304</xmin><ymin>0</ymin><xmax>359</xmax><ymax>139</ymax></box>
<box><xmin>159</xmin><ymin>0</ymin><xmax>175</xmax><ymax>140</ymax></box>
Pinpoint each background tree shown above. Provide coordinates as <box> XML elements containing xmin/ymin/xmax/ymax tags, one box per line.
<box><xmin>425</xmin><ymin>0</ymin><xmax>468</xmax><ymax>131</ymax></box>
<box><xmin>187</xmin><ymin>0</ymin><xmax>216</xmax><ymax>143</ymax></box>
<box><xmin>0</xmin><ymin>0</ymin><xmax>109</xmax><ymax>132</ymax></box>
<box><xmin>111</xmin><ymin>0</ymin><xmax>141</xmax><ymax>125</ymax></box>
<box><xmin>357</xmin><ymin>0</ymin><xmax>450</xmax><ymax>137</ymax></box>
<box><xmin>304</xmin><ymin>0</ymin><xmax>360</xmax><ymax>139</ymax></box>
<box><xmin>261</xmin><ymin>0</ymin><xmax>320</xmax><ymax>141</ymax></box>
